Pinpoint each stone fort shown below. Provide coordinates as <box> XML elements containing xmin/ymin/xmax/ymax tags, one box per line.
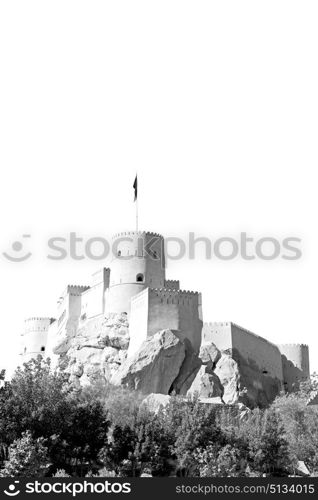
<box><xmin>20</xmin><ymin>230</ymin><xmax>310</xmax><ymax>396</ymax></box>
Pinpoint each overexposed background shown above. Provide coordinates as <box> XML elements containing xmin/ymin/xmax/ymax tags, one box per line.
<box><xmin>0</xmin><ymin>1</ymin><xmax>317</xmax><ymax>375</ymax></box>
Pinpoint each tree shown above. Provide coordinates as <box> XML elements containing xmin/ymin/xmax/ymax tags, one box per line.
<box><xmin>0</xmin><ymin>357</ymin><xmax>72</xmax><ymax>445</ymax></box>
<box><xmin>240</xmin><ymin>408</ymin><xmax>294</xmax><ymax>475</ymax></box>
<box><xmin>273</xmin><ymin>387</ymin><xmax>318</xmax><ymax>473</ymax></box>
<box><xmin>0</xmin><ymin>431</ymin><xmax>50</xmax><ymax>477</ymax></box>
<box><xmin>162</xmin><ymin>396</ymin><xmax>225</xmax><ymax>476</ymax></box>
<box><xmin>58</xmin><ymin>400</ymin><xmax>110</xmax><ymax>475</ymax></box>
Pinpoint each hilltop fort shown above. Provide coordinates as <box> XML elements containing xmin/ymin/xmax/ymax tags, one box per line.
<box><xmin>20</xmin><ymin>231</ymin><xmax>310</xmax><ymax>408</ymax></box>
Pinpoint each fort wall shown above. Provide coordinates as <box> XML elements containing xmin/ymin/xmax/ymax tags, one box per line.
<box><xmin>128</xmin><ymin>287</ymin><xmax>202</xmax><ymax>356</ymax></box>
<box><xmin>57</xmin><ymin>285</ymin><xmax>89</xmax><ymax>335</ymax></box>
<box><xmin>203</xmin><ymin>322</ymin><xmax>283</xmax><ymax>382</ymax></box>
<box><xmin>80</xmin><ymin>268</ymin><xmax>110</xmax><ymax>320</ymax></box>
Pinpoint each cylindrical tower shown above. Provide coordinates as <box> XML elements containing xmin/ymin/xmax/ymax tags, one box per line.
<box><xmin>278</xmin><ymin>344</ymin><xmax>310</xmax><ymax>391</ymax></box>
<box><xmin>21</xmin><ymin>317</ymin><xmax>55</xmax><ymax>362</ymax></box>
<box><xmin>105</xmin><ymin>231</ymin><xmax>166</xmax><ymax>315</ymax></box>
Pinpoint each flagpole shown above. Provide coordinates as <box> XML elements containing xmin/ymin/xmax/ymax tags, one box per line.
<box><xmin>133</xmin><ymin>173</ymin><xmax>138</xmax><ymax>232</ymax></box>
<box><xmin>136</xmin><ymin>196</ymin><xmax>139</xmax><ymax>232</ymax></box>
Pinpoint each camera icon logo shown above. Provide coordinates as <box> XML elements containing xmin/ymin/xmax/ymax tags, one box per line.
<box><xmin>3</xmin><ymin>481</ymin><xmax>20</xmax><ymax>496</ymax></box>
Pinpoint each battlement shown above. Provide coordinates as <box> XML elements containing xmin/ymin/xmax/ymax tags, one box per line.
<box><xmin>204</xmin><ymin>321</ymin><xmax>231</xmax><ymax>327</ymax></box>
<box><xmin>24</xmin><ymin>317</ymin><xmax>55</xmax><ymax>323</ymax></box>
<box><xmin>203</xmin><ymin>322</ymin><xmax>281</xmax><ymax>353</ymax></box>
<box><xmin>164</xmin><ymin>279</ymin><xmax>180</xmax><ymax>291</ymax></box>
<box><xmin>278</xmin><ymin>343</ymin><xmax>309</xmax><ymax>349</ymax></box>
<box><xmin>150</xmin><ymin>287</ymin><xmax>199</xmax><ymax>296</ymax></box>
<box><xmin>23</xmin><ymin>317</ymin><xmax>55</xmax><ymax>336</ymax></box>
<box><xmin>112</xmin><ymin>231</ymin><xmax>164</xmax><ymax>240</ymax></box>
<box><xmin>58</xmin><ymin>285</ymin><xmax>90</xmax><ymax>303</ymax></box>
<box><xmin>67</xmin><ymin>285</ymin><xmax>90</xmax><ymax>294</ymax></box>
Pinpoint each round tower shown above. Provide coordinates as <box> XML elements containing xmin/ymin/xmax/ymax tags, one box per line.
<box><xmin>21</xmin><ymin>317</ymin><xmax>55</xmax><ymax>362</ymax></box>
<box><xmin>105</xmin><ymin>231</ymin><xmax>166</xmax><ymax>315</ymax></box>
<box><xmin>278</xmin><ymin>344</ymin><xmax>310</xmax><ymax>391</ymax></box>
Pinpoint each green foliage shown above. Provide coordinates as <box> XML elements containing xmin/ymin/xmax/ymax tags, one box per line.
<box><xmin>239</xmin><ymin>408</ymin><xmax>295</xmax><ymax>475</ymax></box>
<box><xmin>162</xmin><ymin>396</ymin><xmax>225</xmax><ymax>476</ymax></box>
<box><xmin>194</xmin><ymin>444</ymin><xmax>246</xmax><ymax>477</ymax></box>
<box><xmin>273</xmin><ymin>388</ymin><xmax>318</xmax><ymax>473</ymax></box>
<box><xmin>53</xmin><ymin>469</ymin><xmax>71</xmax><ymax>477</ymax></box>
<box><xmin>0</xmin><ymin>357</ymin><xmax>72</xmax><ymax>444</ymax></box>
<box><xmin>80</xmin><ymin>378</ymin><xmax>144</xmax><ymax>427</ymax></box>
<box><xmin>0</xmin><ymin>361</ymin><xmax>317</xmax><ymax>477</ymax></box>
<box><xmin>0</xmin><ymin>431</ymin><xmax>50</xmax><ymax>477</ymax></box>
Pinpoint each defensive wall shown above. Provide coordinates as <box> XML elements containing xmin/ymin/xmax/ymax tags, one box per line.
<box><xmin>129</xmin><ymin>287</ymin><xmax>203</xmax><ymax>356</ymax></box>
<box><xmin>80</xmin><ymin>268</ymin><xmax>110</xmax><ymax>320</ymax></box>
<box><xmin>203</xmin><ymin>322</ymin><xmax>284</xmax><ymax>382</ymax></box>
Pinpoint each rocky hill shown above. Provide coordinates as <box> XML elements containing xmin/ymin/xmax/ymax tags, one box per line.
<box><xmin>50</xmin><ymin>313</ymin><xmax>281</xmax><ymax>408</ymax></box>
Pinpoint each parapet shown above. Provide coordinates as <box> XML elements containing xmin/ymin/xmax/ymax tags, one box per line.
<box><xmin>111</xmin><ymin>231</ymin><xmax>164</xmax><ymax>240</ymax></box>
<box><xmin>58</xmin><ymin>285</ymin><xmax>90</xmax><ymax>303</ymax></box>
<box><xmin>203</xmin><ymin>322</ymin><xmax>281</xmax><ymax>352</ymax></box>
<box><xmin>164</xmin><ymin>279</ymin><xmax>180</xmax><ymax>290</ymax></box>
<box><xmin>23</xmin><ymin>317</ymin><xmax>55</xmax><ymax>335</ymax></box>
<box><xmin>278</xmin><ymin>343</ymin><xmax>309</xmax><ymax>349</ymax></box>
<box><xmin>150</xmin><ymin>287</ymin><xmax>199</xmax><ymax>297</ymax></box>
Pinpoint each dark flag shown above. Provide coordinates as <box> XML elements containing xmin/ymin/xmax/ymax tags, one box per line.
<box><xmin>133</xmin><ymin>175</ymin><xmax>138</xmax><ymax>202</ymax></box>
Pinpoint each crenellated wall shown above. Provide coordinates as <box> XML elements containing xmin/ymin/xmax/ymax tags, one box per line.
<box><xmin>164</xmin><ymin>279</ymin><xmax>180</xmax><ymax>290</ymax></box>
<box><xmin>203</xmin><ymin>322</ymin><xmax>284</xmax><ymax>382</ymax></box>
<box><xmin>129</xmin><ymin>287</ymin><xmax>203</xmax><ymax>356</ymax></box>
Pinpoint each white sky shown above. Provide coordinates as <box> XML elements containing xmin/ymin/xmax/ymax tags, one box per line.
<box><xmin>0</xmin><ymin>1</ymin><xmax>317</xmax><ymax>375</ymax></box>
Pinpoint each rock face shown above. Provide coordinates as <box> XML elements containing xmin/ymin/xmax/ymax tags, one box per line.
<box><xmin>214</xmin><ymin>353</ymin><xmax>240</xmax><ymax>404</ymax></box>
<box><xmin>111</xmin><ymin>330</ymin><xmax>186</xmax><ymax>394</ymax></box>
<box><xmin>199</xmin><ymin>341</ymin><xmax>221</xmax><ymax>369</ymax></box>
<box><xmin>52</xmin><ymin>313</ymin><xmax>129</xmax><ymax>386</ymax></box>
<box><xmin>169</xmin><ymin>338</ymin><xmax>202</xmax><ymax>395</ymax></box>
<box><xmin>187</xmin><ymin>366</ymin><xmax>223</xmax><ymax>399</ymax></box>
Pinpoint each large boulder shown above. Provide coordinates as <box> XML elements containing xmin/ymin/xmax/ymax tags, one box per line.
<box><xmin>169</xmin><ymin>338</ymin><xmax>202</xmax><ymax>395</ymax></box>
<box><xmin>187</xmin><ymin>366</ymin><xmax>224</xmax><ymax>399</ymax></box>
<box><xmin>111</xmin><ymin>330</ymin><xmax>186</xmax><ymax>394</ymax></box>
<box><xmin>199</xmin><ymin>341</ymin><xmax>221</xmax><ymax>370</ymax></box>
<box><xmin>214</xmin><ymin>353</ymin><xmax>240</xmax><ymax>404</ymax></box>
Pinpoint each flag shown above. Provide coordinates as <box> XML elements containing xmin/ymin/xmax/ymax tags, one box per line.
<box><xmin>133</xmin><ymin>175</ymin><xmax>138</xmax><ymax>202</ymax></box>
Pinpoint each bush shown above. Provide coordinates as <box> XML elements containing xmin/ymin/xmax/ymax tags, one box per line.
<box><xmin>0</xmin><ymin>431</ymin><xmax>50</xmax><ymax>477</ymax></box>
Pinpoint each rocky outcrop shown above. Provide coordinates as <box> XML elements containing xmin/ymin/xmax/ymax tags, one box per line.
<box><xmin>111</xmin><ymin>330</ymin><xmax>186</xmax><ymax>394</ymax></box>
<box><xmin>52</xmin><ymin>313</ymin><xmax>129</xmax><ymax>386</ymax></box>
<box><xmin>169</xmin><ymin>338</ymin><xmax>202</xmax><ymax>395</ymax></box>
<box><xmin>50</xmin><ymin>314</ymin><xmax>282</xmax><ymax>408</ymax></box>
<box><xmin>187</xmin><ymin>366</ymin><xmax>224</xmax><ymax>399</ymax></box>
<box><xmin>214</xmin><ymin>353</ymin><xmax>240</xmax><ymax>404</ymax></box>
<box><xmin>199</xmin><ymin>341</ymin><xmax>221</xmax><ymax>369</ymax></box>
